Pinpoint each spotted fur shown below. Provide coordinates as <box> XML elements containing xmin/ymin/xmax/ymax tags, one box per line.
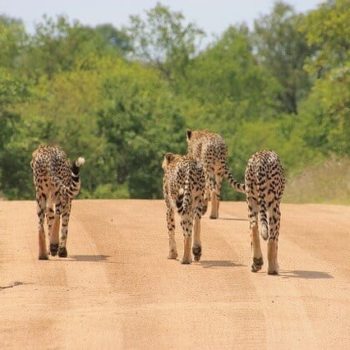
<box><xmin>31</xmin><ymin>145</ymin><xmax>84</xmax><ymax>260</ymax></box>
<box><xmin>186</xmin><ymin>129</ymin><xmax>244</xmax><ymax>219</ymax></box>
<box><xmin>162</xmin><ymin>153</ymin><xmax>206</xmax><ymax>264</ymax></box>
<box><xmin>244</xmin><ymin>150</ymin><xmax>285</xmax><ymax>275</ymax></box>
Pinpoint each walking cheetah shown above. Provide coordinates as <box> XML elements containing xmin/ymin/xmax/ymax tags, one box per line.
<box><xmin>162</xmin><ymin>153</ymin><xmax>206</xmax><ymax>264</ymax></box>
<box><xmin>186</xmin><ymin>130</ymin><xmax>244</xmax><ymax>219</ymax></box>
<box><xmin>31</xmin><ymin>145</ymin><xmax>85</xmax><ymax>260</ymax></box>
<box><xmin>244</xmin><ymin>150</ymin><xmax>285</xmax><ymax>275</ymax></box>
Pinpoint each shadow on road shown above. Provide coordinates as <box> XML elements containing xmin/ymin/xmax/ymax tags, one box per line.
<box><xmin>200</xmin><ymin>260</ymin><xmax>245</xmax><ymax>268</ymax></box>
<box><xmin>207</xmin><ymin>217</ymin><xmax>248</xmax><ymax>222</ymax></box>
<box><xmin>69</xmin><ymin>254</ymin><xmax>110</xmax><ymax>262</ymax></box>
<box><xmin>0</xmin><ymin>281</ymin><xmax>27</xmax><ymax>290</ymax></box>
<box><xmin>280</xmin><ymin>270</ymin><xmax>333</xmax><ymax>279</ymax></box>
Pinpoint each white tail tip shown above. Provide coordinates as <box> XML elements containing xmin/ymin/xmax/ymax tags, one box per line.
<box><xmin>260</xmin><ymin>224</ymin><xmax>268</xmax><ymax>240</ymax></box>
<box><xmin>76</xmin><ymin>157</ymin><xmax>85</xmax><ymax>167</ymax></box>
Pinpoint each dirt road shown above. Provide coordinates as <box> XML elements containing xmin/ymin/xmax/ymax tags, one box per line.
<box><xmin>1</xmin><ymin>200</ymin><xmax>350</xmax><ymax>349</ymax></box>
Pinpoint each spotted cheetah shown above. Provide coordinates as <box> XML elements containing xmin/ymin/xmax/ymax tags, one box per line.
<box><xmin>244</xmin><ymin>150</ymin><xmax>285</xmax><ymax>275</ymax></box>
<box><xmin>186</xmin><ymin>130</ymin><xmax>244</xmax><ymax>219</ymax></box>
<box><xmin>31</xmin><ymin>145</ymin><xmax>85</xmax><ymax>260</ymax></box>
<box><xmin>162</xmin><ymin>153</ymin><xmax>206</xmax><ymax>264</ymax></box>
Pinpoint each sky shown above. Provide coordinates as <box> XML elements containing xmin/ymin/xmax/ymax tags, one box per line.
<box><xmin>1</xmin><ymin>0</ymin><xmax>324</xmax><ymax>37</ymax></box>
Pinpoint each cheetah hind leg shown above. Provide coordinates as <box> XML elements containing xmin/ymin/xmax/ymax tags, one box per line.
<box><xmin>50</xmin><ymin>215</ymin><xmax>60</xmax><ymax>256</ymax></box>
<box><xmin>210</xmin><ymin>176</ymin><xmax>222</xmax><ymax>220</ymax></box>
<box><xmin>209</xmin><ymin>190</ymin><xmax>219</xmax><ymax>219</ymax></box>
<box><xmin>251</xmin><ymin>256</ymin><xmax>264</xmax><ymax>272</ymax></box>
<box><xmin>58</xmin><ymin>205</ymin><xmax>70</xmax><ymax>258</ymax></box>
<box><xmin>180</xmin><ymin>215</ymin><xmax>193</xmax><ymax>264</ymax></box>
<box><xmin>202</xmin><ymin>190</ymin><xmax>210</xmax><ymax>215</ymax></box>
<box><xmin>181</xmin><ymin>235</ymin><xmax>192</xmax><ymax>264</ymax></box>
<box><xmin>192</xmin><ymin>216</ymin><xmax>202</xmax><ymax>261</ymax></box>
<box><xmin>58</xmin><ymin>246</ymin><xmax>68</xmax><ymax>258</ymax></box>
<box><xmin>251</xmin><ymin>225</ymin><xmax>263</xmax><ymax>272</ymax></box>
<box><xmin>267</xmin><ymin>239</ymin><xmax>279</xmax><ymax>275</ymax></box>
<box><xmin>37</xmin><ymin>195</ymin><xmax>48</xmax><ymax>260</ymax></box>
<box><xmin>166</xmin><ymin>208</ymin><xmax>178</xmax><ymax>259</ymax></box>
<box><xmin>46</xmin><ymin>196</ymin><xmax>59</xmax><ymax>256</ymax></box>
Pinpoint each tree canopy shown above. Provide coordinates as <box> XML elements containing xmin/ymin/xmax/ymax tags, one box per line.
<box><xmin>0</xmin><ymin>1</ymin><xmax>349</xmax><ymax>201</ymax></box>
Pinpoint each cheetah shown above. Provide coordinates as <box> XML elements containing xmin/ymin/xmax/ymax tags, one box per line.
<box><xmin>244</xmin><ymin>150</ymin><xmax>285</xmax><ymax>275</ymax></box>
<box><xmin>162</xmin><ymin>153</ymin><xmax>206</xmax><ymax>264</ymax></box>
<box><xmin>186</xmin><ymin>130</ymin><xmax>244</xmax><ymax>219</ymax></box>
<box><xmin>31</xmin><ymin>145</ymin><xmax>85</xmax><ymax>260</ymax></box>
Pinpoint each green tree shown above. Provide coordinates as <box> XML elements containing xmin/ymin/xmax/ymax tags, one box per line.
<box><xmin>0</xmin><ymin>15</ymin><xmax>27</xmax><ymax>70</ymax></box>
<box><xmin>0</xmin><ymin>70</ymin><xmax>32</xmax><ymax>198</ymax></box>
<box><xmin>23</xmin><ymin>16</ymin><xmax>130</xmax><ymax>79</ymax></box>
<box><xmin>300</xmin><ymin>0</ymin><xmax>350</xmax><ymax>77</ymax></box>
<box><xmin>94</xmin><ymin>24</ymin><xmax>131</xmax><ymax>54</ymax></box>
<box><xmin>253</xmin><ymin>2</ymin><xmax>313</xmax><ymax>114</ymax></box>
<box><xmin>97</xmin><ymin>59</ymin><xmax>186</xmax><ymax>198</ymax></box>
<box><xmin>182</xmin><ymin>25</ymin><xmax>280</xmax><ymax>135</ymax></box>
<box><xmin>127</xmin><ymin>3</ymin><xmax>204</xmax><ymax>82</ymax></box>
<box><xmin>299</xmin><ymin>65</ymin><xmax>350</xmax><ymax>155</ymax></box>
<box><xmin>3</xmin><ymin>2</ymin><xmax>349</xmax><ymax>202</ymax></box>
<box><xmin>297</xmin><ymin>0</ymin><xmax>350</xmax><ymax>157</ymax></box>
<box><xmin>13</xmin><ymin>62</ymin><xmax>111</xmax><ymax>197</ymax></box>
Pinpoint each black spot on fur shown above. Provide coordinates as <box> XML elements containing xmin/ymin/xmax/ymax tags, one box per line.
<box><xmin>176</xmin><ymin>194</ymin><xmax>184</xmax><ymax>210</ymax></box>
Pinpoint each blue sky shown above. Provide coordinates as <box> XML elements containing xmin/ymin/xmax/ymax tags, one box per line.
<box><xmin>1</xmin><ymin>0</ymin><xmax>323</xmax><ymax>36</ymax></box>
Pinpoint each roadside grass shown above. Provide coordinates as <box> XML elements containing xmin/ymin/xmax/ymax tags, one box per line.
<box><xmin>284</xmin><ymin>158</ymin><xmax>350</xmax><ymax>204</ymax></box>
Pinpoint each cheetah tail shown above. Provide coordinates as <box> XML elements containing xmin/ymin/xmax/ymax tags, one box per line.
<box><xmin>176</xmin><ymin>180</ymin><xmax>191</xmax><ymax>215</ymax></box>
<box><xmin>260</xmin><ymin>222</ymin><xmax>269</xmax><ymax>241</ymax></box>
<box><xmin>72</xmin><ymin>157</ymin><xmax>85</xmax><ymax>175</ymax></box>
<box><xmin>57</xmin><ymin>157</ymin><xmax>85</xmax><ymax>198</ymax></box>
<box><xmin>257</xmin><ymin>183</ymin><xmax>269</xmax><ymax>240</ymax></box>
<box><xmin>224</xmin><ymin>165</ymin><xmax>245</xmax><ymax>193</ymax></box>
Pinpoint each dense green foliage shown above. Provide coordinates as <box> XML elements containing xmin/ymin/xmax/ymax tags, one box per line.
<box><xmin>0</xmin><ymin>1</ymin><xmax>349</xmax><ymax>201</ymax></box>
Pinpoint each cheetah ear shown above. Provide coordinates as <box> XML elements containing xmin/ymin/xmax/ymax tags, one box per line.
<box><xmin>165</xmin><ymin>153</ymin><xmax>175</xmax><ymax>164</ymax></box>
<box><xmin>186</xmin><ymin>129</ymin><xmax>192</xmax><ymax>140</ymax></box>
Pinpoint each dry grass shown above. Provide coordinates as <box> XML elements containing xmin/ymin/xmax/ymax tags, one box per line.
<box><xmin>284</xmin><ymin>158</ymin><xmax>350</xmax><ymax>204</ymax></box>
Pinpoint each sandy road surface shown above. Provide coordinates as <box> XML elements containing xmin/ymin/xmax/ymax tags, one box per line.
<box><xmin>1</xmin><ymin>200</ymin><xmax>350</xmax><ymax>349</ymax></box>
